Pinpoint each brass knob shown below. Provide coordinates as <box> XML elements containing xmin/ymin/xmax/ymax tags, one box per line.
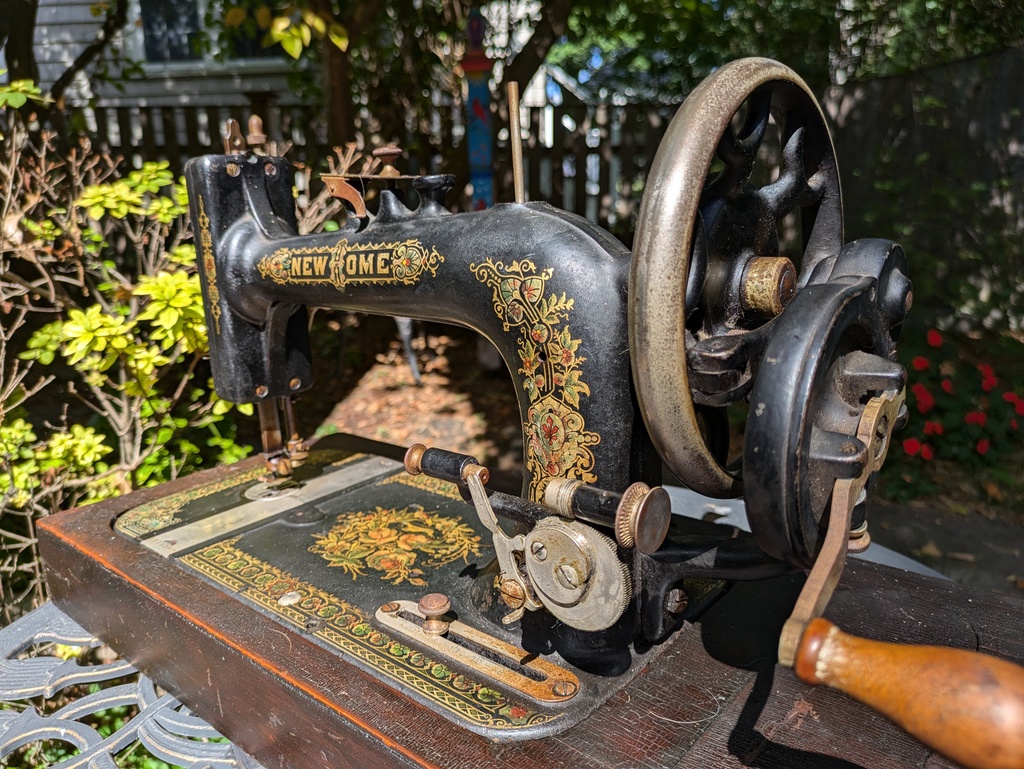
<box><xmin>741</xmin><ymin>256</ymin><xmax>797</xmax><ymax>316</ymax></box>
<box><xmin>404</xmin><ymin>443</ymin><xmax>427</xmax><ymax>475</ymax></box>
<box><xmin>615</xmin><ymin>482</ymin><xmax>672</xmax><ymax>554</ymax></box>
<box><xmin>418</xmin><ymin>593</ymin><xmax>451</xmax><ymax>637</ymax></box>
<box><xmin>372</xmin><ymin>145</ymin><xmax>403</xmax><ymax>178</ymax></box>
<box><xmin>246</xmin><ymin>115</ymin><xmax>267</xmax><ymax>146</ymax></box>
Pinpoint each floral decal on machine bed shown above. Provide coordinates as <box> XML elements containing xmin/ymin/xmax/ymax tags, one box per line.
<box><xmin>309</xmin><ymin>504</ymin><xmax>484</xmax><ymax>586</ymax></box>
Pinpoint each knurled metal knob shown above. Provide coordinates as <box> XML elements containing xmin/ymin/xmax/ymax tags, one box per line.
<box><xmin>418</xmin><ymin>593</ymin><xmax>451</xmax><ymax>637</ymax></box>
<box><xmin>615</xmin><ymin>482</ymin><xmax>672</xmax><ymax>554</ymax></box>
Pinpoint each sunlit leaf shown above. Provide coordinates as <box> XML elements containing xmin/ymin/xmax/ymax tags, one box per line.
<box><xmin>328</xmin><ymin>23</ymin><xmax>349</xmax><ymax>51</ymax></box>
<box><xmin>281</xmin><ymin>33</ymin><xmax>303</xmax><ymax>59</ymax></box>
<box><xmin>224</xmin><ymin>6</ymin><xmax>247</xmax><ymax>28</ymax></box>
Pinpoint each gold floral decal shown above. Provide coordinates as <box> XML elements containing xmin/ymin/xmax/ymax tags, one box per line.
<box><xmin>256</xmin><ymin>238</ymin><xmax>444</xmax><ymax>293</ymax></box>
<box><xmin>181</xmin><ymin>539</ymin><xmax>558</xmax><ymax>729</ymax></box>
<box><xmin>197</xmin><ymin>197</ymin><xmax>221</xmax><ymax>335</ymax></box>
<box><xmin>309</xmin><ymin>505</ymin><xmax>484</xmax><ymax>586</ymax></box>
<box><xmin>377</xmin><ymin>471</ymin><xmax>464</xmax><ymax>502</ymax></box>
<box><xmin>470</xmin><ymin>258</ymin><xmax>600</xmax><ymax>501</ymax></box>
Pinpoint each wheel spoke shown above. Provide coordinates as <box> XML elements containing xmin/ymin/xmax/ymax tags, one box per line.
<box><xmin>630</xmin><ymin>58</ymin><xmax>844</xmax><ymax>499</ymax></box>
<box><xmin>704</xmin><ymin>88</ymin><xmax>772</xmax><ymax>202</ymax></box>
<box><xmin>758</xmin><ymin>125</ymin><xmax>821</xmax><ymax>219</ymax></box>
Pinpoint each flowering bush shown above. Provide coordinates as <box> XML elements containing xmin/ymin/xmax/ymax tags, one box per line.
<box><xmin>884</xmin><ymin>327</ymin><xmax>1023</xmax><ymax>501</ymax></box>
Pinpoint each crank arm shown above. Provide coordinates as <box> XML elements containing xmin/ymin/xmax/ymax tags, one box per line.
<box><xmin>778</xmin><ymin>389</ymin><xmax>905</xmax><ymax>664</ymax></box>
<box><xmin>779</xmin><ymin>391</ymin><xmax>1024</xmax><ymax>769</ymax></box>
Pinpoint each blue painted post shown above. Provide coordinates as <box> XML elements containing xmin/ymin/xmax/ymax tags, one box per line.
<box><xmin>463</xmin><ymin>10</ymin><xmax>494</xmax><ymax>210</ymax></box>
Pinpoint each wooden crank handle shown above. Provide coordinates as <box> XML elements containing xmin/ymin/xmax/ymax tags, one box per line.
<box><xmin>795</xmin><ymin>618</ymin><xmax>1024</xmax><ymax>769</ymax></box>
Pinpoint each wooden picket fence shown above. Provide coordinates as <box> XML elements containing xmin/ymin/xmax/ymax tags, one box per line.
<box><xmin>74</xmin><ymin>99</ymin><xmax>682</xmax><ymax>232</ymax></box>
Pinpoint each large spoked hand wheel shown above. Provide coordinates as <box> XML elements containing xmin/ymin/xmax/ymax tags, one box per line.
<box><xmin>629</xmin><ymin>58</ymin><xmax>843</xmax><ymax>498</ymax></box>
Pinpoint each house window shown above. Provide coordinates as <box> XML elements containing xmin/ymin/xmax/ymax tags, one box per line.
<box><xmin>225</xmin><ymin>31</ymin><xmax>281</xmax><ymax>60</ymax></box>
<box><xmin>139</xmin><ymin>0</ymin><xmax>202</xmax><ymax>62</ymax></box>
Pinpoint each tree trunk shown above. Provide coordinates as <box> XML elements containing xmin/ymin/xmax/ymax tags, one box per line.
<box><xmin>4</xmin><ymin>0</ymin><xmax>41</xmax><ymax>84</ymax></box>
<box><xmin>322</xmin><ymin>40</ymin><xmax>354</xmax><ymax>147</ymax></box>
<box><xmin>502</xmin><ymin>0</ymin><xmax>573</xmax><ymax>89</ymax></box>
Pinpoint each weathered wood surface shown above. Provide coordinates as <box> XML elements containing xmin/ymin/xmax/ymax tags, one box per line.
<box><xmin>38</xmin><ymin>444</ymin><xmax>1024</xmax><ymax>769</ymax></box>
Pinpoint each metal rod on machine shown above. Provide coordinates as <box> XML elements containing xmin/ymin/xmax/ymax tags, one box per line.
<box><xmin>257</xmin><ymin>399</ymin><xmax>283</xmax><ymax>456</ymax></box>
<box><xmin>508</xmin><ymin>82</ymin><xmax>525</xmax><ymax>203</ymax></box>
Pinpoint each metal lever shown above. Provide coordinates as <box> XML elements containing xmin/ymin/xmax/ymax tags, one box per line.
<box><xmin>463</xmin><ymin>468</ymin><xmax>543</xmax><ymax>623</ymax></box>
<box><xmin>778</xmin><ymin>389</ymin><xmax>905</xmax><ymax>665</ymax></box>
<box><xmin>404</xmin><ymin>444</ymin><xmax>541</xmax><ymax>624</ymax></box>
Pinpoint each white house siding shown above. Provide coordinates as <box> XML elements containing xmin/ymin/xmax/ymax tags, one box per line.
<box><xmin>24</xmin><ymin>0</ymin><xmax>299</xmax><ymax>109</ymax></box>
<box><xmin>26</xmin><ymin>0</ymin><xmax>101</xmax><ymax>103</ymax></box>
<box><xmin>90</xmin><ymin>63</ymin><xmax>302</xmax><ymax>108</ymax></box>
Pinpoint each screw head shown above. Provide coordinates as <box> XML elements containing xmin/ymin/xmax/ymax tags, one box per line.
<box><xmin>530</xmin><ymin>541</ymin><xmax>548</xmax><ymax>561</ymax></box>
<box><xmin>226</xmin><ymin>162</ymin><xmax>240</xmax><ymax>177</ymax></box>
<box><xmin>264</xmin><ymin>161</ymin><xmax>277</xmax><ymax>176</ymax></box>
<box><xmin>498</xmin><ymin>579</ymin><xmax>526</xmax><ymax>609</ymax></box>
<box><xmin>289</xmin><ymin>377</ymin><xmax>301</xmax><ymax>391</ymax></box>
<box><xmin>255</xmin><ymin>384</ymin><xmax>269</xmax><ymax>398</ymax></box>
<box><xmin>552</xmin><ymin>680</ymin><xmax>578</xmax><ymax>697</ymax></box>
<box><xmin>380</xmin><ymin>602</ymin><xmax>401</xmax><ymax>613</ymax></box>
<box><xmin>555</xmin><ymin>563</ymin><xmax>582</xmax><ymax>590</ymax></box>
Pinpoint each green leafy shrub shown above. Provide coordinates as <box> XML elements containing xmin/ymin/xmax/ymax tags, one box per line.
<box><xmin>0</xmin><ymin>110</ymin><xmax>251</xmax><ymax>619</ymax></box>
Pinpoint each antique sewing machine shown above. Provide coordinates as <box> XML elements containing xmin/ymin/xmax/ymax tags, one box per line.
<box><xmin>38</xmin><ymin>58</ymin><xmax>1023</xmax><ymax>769</ymax></box>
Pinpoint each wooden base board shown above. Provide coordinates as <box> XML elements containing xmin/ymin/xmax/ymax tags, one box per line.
<box><xmin>38</xmin><ymin>439</ymin><xmax>1024</xmax><ymax>769</ymax></box>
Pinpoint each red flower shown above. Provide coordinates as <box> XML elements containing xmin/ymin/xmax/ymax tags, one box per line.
<box><xmin>923</xmin><ymin>420</ymin><xmax>944</xmax><ymax>436</ymax></box>
<box><xmin>911</xmin><ymin>356</ymin><xmax>929</xmax><ymax>371</ymax></box>
<box><xmin>976</xmin><ymin>438</ymin><xmax>990</xmax><ymax>455</ymax></box>
<box><xmin>1004</xmin><ymin>392</ymin><xmax>1020</xmax><ymax>404</ymax></box>
<box><xmin>911</xmin><ymin>383</ymin><xmax>935</xmax><ymax>414</ymax></box>
<box><xmin>1017</xmin><ymin>400</ymin><xmax>1024</xmax><ymax>417</ymax></box>
<box><xmin>981</xmin><ymin>376</ymin><xmax>998</xmax><ymax>393</ymax></box>
<box><xmin>1013</xmin><ymin>419</ymin><xmax>1019</xmax><ymax>430</ymax></box>
<box><xmin>927</xmin><ymin>329</ymin><xmax>943</xmax><ymax>348</ymax></box>
<box><xmin>941</xmin><ymin>379</ymin><xmax>953</xmax><ymax>394</ymax></box>
<box><xmin>977</xmin><ymin>363</ymin><xmax>995</xmax><ymax>379</ymax></box>
<box><xmin>964</xmin><ymin>411</ymin><xmax>987</xmax><ymax>427</ymax></box>
<box><xmin>902</xmin><ymin>437</ymin><xmax>922</xmax><ymax>456</ymax></box>
<box><xmin>920</xmin><ymin>444</ymin><xmax>934</xmax><ymax>461</ymax></box>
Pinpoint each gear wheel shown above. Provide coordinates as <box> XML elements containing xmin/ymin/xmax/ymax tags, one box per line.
<box><xmin>524</xmin><ymin>518</ymin><xmax>632</xmax><ymax>632</ymax></box>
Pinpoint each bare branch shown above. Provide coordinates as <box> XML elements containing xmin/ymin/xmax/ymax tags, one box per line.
<box><xmin>46</xmin><ymin>0</ymin><xmax>130</xmax><ymax>106</ymax></box>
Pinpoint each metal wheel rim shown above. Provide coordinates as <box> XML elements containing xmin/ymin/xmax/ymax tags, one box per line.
<box><xmin>628</xmin><ymin>57</ymin><xmax>843</xmax><ymax>498</ymax></box>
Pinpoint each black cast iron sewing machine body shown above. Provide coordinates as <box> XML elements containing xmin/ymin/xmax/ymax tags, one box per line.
<box><xmin>183</xmin><ymin>57</ymin><xmax>911</xmax><ymax>661</ymax></box>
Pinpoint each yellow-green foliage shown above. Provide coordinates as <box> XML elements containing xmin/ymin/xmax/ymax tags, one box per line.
<box><xmin>5</xmin><ymin>159</ymin><xmax>251</xmax><ymax>515</ymax></box>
